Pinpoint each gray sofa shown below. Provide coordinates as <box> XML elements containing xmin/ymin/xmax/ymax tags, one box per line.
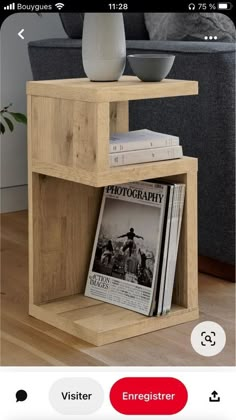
<box><xmin>28</xmin><ymin>13</ymin><xmax>235</xmax><ymax>266</ymax></box>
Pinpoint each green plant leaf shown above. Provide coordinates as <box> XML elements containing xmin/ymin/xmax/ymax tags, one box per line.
<box><xmin>1</xmin><ymin>103</ymin><xmax>12</xmax><ymax>113</ymax></box>
<box><xmin>4</xmin><ymin>103</ymin><xmax>13</xmax><ymax>111</ymax></box>
<box><xmin>3</xmin><ymin>116</ymin><xmax>14</xmax><ymax>132</ymax></box>
<box><xmin>0</xmin><ymin>122</ymin><xmax>5</xmax><ymax>134</ymax></box>
<box><xmin>9</xmin><ymin>112</ymin><xmax>27</xmax><ymax>124</ymax></box>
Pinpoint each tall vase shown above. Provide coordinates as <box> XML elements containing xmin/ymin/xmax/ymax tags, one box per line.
<box><xmin>82</xmin><ymin>13</ymin><xmax>126</xmax><ymax>82</ymax></box>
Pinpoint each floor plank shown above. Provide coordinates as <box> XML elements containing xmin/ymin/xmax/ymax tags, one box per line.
<box><xmin>1</xmin><ymin>210</ymin><xmax>235</xmax><ymax>366</ymax></box>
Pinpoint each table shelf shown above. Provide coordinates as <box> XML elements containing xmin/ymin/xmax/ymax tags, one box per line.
<box><xmin>27</xmin><ymin>76</ymin><xmax>199</xmax><ymax>346</ymax></box>
<box><xmin>32</xmin><ymin>156</ymin><xmax>197</xmax><ymax>187</ymax></box>
<box><xmin>30</xmin><ymin>294</ymin><xmax>198</xmax><ymax>346</ymax></box>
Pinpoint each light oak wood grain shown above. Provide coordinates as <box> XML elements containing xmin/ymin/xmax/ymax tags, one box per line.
<box><xmin>27</xmin><ymin>76</ymin><xmax>198</xmax><ymax>103</ymax></box>
<box><xmin>29</xmin><ymin>77</ymin><xmax>198</xmax><ymax>175</ymax></box>
<box><xmin>26</xmin><ymin>76</ymin><xmax>199</xmax><ymax>346</ymax></box>
<box><xmin>31</xmin><ymin>97</ymin><xmax>110</xmax><ymax>172</ymax></box>
<box><xmin>30</xmin><ymin>301</ymin><xmax>198</xmax><ymax>346</ymax></box>
<box><xmin>32</xmin><ymin>157</ymin><xmax>198</xmax><ymax>187</ymax></box>
<box><xmin>29</xmin><ymin>175</ymin><xmax>103</xmax><ymax>305</ymax></box>
<box><xmin>109</xmin><ymin>101</ymin><xmax>129</xmax><ymax>135</ymax></box>
<box><xmin>30</xmin><ymin>97</ymin><xmax>128</xmax><ymax>173</ymax></box>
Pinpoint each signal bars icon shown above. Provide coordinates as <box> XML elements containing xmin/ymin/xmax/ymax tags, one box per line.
<box><xmin>4</xmin><ymin>2</ymin><xmax>15</xmax><ymax>9</ymax></box>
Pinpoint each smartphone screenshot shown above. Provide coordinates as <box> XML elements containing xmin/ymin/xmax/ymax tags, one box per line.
<box><xmin>0</xmin><ymin>1</ymin><xmax>235</xmax><ymax>419</ymax></box>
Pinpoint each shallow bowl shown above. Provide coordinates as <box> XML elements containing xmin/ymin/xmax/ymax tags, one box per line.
<box><xmin>127</xmin><ymin>54</ymin><xmax>175</xmax><ymax>82</ymax></box>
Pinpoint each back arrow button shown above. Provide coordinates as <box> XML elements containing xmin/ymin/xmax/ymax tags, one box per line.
<box><xmin>18</xmin><ymin>29</ymin><xmax>24</xmax><ymax>40</ymax></box>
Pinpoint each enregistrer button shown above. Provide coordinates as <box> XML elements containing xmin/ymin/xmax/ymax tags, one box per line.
<box><xmin>110</xmin><ymin>377</ymin><xmax>188</xmax><ymax>415</ymax></box>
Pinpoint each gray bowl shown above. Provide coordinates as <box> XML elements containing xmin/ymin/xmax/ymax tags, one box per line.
<box><xmin>127</xmin><ymin>54</ymin><xmax>175</xmax><ymax>82</ymax></box>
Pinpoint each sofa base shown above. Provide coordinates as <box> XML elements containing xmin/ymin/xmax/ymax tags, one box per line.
<box><xmin>199</xmin><ymin>256</ymin><xmax>235</xmax><ymax>282</ymax></box>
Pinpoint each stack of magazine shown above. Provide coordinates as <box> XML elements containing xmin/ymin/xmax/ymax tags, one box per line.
<box><xmin>109</xmin><ymin>129</ymin><xmax>183</xmax><ymax>167</ymax></box>
<box><xmin>84</xmin><ymin>180</ymin><xmax>185</xmax><ymax>316</ymax></box>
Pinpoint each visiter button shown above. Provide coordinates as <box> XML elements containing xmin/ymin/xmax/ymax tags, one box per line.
<box><xmin>49</xmin><ymin>378</ymin><xmax>104</xmax><ymax>415</ymax></box>
<box><xmin>110</xmin><ymin>377</ymin><xmax>188</xmax><ymax>415</ymax></box>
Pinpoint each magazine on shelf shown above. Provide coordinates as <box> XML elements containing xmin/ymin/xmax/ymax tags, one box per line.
<box><xmin>84</xmin><ymin>181</ymin><xmax>169</xmax><ymax>316</ymax></box>
<box><xmin>154</xmin><ymin>183</ymin><xmax>175</xmax><ymax>316</ymax></box>
<box><xmin>153</xmin><ymin>182</ymin><xmax>185</xmax><ymax>315</ymax></box>
<box><xmin>109</xmin><ymin>145</ymin><xmax>183</xmax><ymax>167</ymax></box>
<box><xmin>161</xmin><ymin>184</ymin><xmax>186</xmax><ymax>314</ymax></box>
<box><xmin>110</xmin><ymin>129</ymin><xmax>179</xmax><ymax>153</ymax></box>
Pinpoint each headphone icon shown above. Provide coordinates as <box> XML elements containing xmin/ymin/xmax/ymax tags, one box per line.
<box><xmin>188</xmin><ymin>3</ymin><xmax>196</xmax><ymax>10</ymax></box>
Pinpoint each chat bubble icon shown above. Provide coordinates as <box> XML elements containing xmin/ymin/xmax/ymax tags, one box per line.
<box><xmin>16</xmin><ymin>390</ymin><xmax>28</xmax><ymax>402</ymax></box>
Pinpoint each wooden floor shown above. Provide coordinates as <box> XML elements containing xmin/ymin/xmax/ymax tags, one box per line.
<box><xmin>1</xmin><ymin>211</ymin><xmax>235</xmax><ymax>366</ymax></box>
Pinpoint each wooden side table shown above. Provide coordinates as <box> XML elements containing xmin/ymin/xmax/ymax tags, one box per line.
<box><xmin>27</xmin><ymin>76</ymin><xmax>199</xmax><ymax>346</ymax></box>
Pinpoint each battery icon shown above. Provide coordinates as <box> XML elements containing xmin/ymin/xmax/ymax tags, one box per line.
<box><xmin>217</xmin><ymin>2</ymin><xmax>233</xmax><ymax>9</ymax></box>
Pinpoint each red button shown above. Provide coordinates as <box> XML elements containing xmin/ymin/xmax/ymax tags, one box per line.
<box><xmin>110</xmin><ymin>377</ymin><xmax>188</xmax><ymax>415</ymax></box>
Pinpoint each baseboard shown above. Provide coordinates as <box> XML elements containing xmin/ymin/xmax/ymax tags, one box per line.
<box><xmin>199</xmin><ymin>255</ymin><xmax>235</xmax><ymax>282</ymax></box>
<box><xmin>0</xmin><ymin>185</ymin><xmax>28</xmax><ymax>213</ymax></box>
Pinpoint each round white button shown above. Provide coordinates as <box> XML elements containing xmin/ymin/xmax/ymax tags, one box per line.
<box><xmin>191</xmin><ymin>321</ymin><xmax>226</xmax><ymax>357</ymax></box>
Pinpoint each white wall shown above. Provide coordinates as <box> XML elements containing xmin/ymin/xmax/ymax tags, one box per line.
<box><xmin>0</xmin><ymin>13</ymin><xmax>65</xmax><ymax>212</ymax></box>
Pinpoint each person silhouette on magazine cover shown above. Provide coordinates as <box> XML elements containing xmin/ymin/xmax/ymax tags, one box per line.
<box><xmin>101</xmin><ymin>240</ymin><xmax>114</xmax><ymax>265</ymax></box>
<box><xmin>117</xmin><ymin>228</ymin><xmax>144</xmax><ymax>257</ymax></box>
<box><xmin>137</xmin><ymin>248</ymin><xmax>153</xmax><ymax>288</ymax></box>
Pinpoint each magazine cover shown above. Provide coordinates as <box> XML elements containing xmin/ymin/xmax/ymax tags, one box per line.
<box><xmin>85</xmin><ymin>181</ymin><xmax>168</xmax><ymax>316</ymax></box>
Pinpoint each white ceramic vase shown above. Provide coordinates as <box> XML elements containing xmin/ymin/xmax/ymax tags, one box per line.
<box><xmin>82</xmin><ymin>13</ymin><xmax>126</xmax><ymax>81</ymax></box>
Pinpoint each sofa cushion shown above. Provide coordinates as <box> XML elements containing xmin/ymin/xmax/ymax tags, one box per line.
<box><xmin>145</xmin><ymin>13</ymin><xmax>236</xmax><ymax>42</ymax></box>
<box><xmin>123</xmin><ymin>13</ymin><xmax>149</xmax><ymax>40</ymax></box>
<box><xmin>60</xmin><ymin>13</ymin><xmax>84</xmax><ymax>39</ymax></box>
<box><xmin>59</xmin><ymin>12</ymin><xmax>149</xmax><ymax>40</ymax></box>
